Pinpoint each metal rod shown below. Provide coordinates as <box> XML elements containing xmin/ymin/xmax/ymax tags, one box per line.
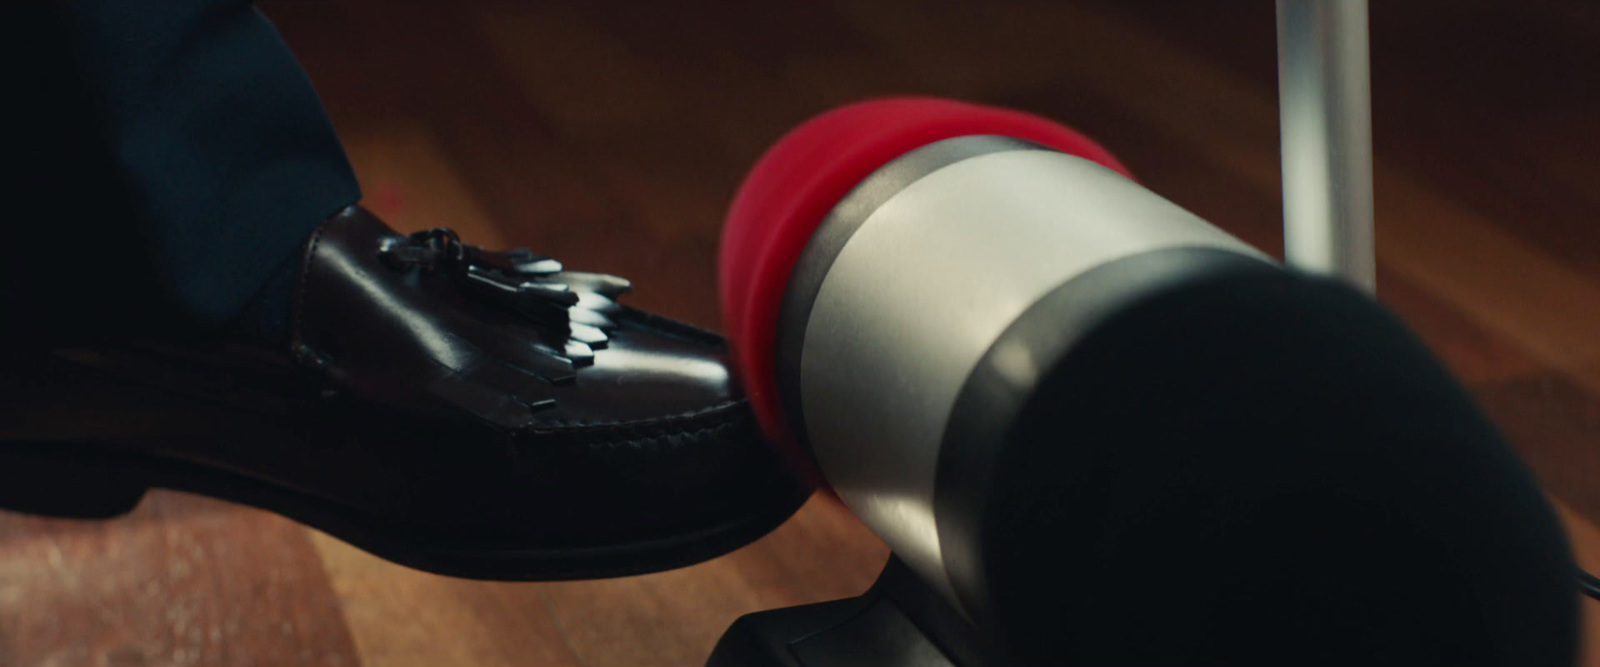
<box><xmin>1276</xmin><ymin>0</ymin><xmax>1376</xmax><ymax>292</ymax></box>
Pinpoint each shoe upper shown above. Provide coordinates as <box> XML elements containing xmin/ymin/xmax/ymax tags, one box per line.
<box><xmin>280</xmin><ymin>207</ymin><xmax>804</xmax><ymax>548</ymax></box>
<box><xmin>293</xmin><ymin>206</ymin><xmax>742</xmax><ymax>433</ymax></box>
<box><xmin>2</xmin><ymin>206</ymin><xmax>808</xmax><ymax>577</ymax></box>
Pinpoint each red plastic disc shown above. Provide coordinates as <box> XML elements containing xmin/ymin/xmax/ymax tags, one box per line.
<box><xmin>718</xmin><ymin>97</ymin><xmax>1131</xmax><ymax>475</ymax></box>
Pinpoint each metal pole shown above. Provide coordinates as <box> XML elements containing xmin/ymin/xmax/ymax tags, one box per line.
<box><xmin>1276</xmin><ymin>0</ymin><xmax>1376</xmax><ymax>292</ymax></box>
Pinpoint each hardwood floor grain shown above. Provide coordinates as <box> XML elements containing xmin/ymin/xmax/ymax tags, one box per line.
<box><xmin>0</xmin><ymin>492</ymin><xmax>358</xmax><ymax>666</ymax></box>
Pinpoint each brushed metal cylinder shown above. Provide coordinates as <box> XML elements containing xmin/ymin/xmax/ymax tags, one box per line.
<box><xmin>795</xmin><ymin>147</ymin><xmax>1265</xmax><ymax>606</ymax></box>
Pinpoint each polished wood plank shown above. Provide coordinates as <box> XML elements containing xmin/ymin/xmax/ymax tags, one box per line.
<box><xmin>341</xmin><ymin>121</ymin><xmax>509</xmax><ymax>247</ymax></box>
<box><xmin>310</xmin><ymin>0</ymin><xmax>633</xmax><ymax>275</ymax></box>
<box><xmin>308</xmin><ymin>498</ymin><xmax>882</xmax><ymax>667</ymax></box>
<box><xmin>535</xmin><ymin>498</ymin><xmax>886</xmax><ymax>667</ymax></box>
<box><xmin>310</xmin><ymin>532</ymin><xmax>582</xmax><ymax>667</ymax></box>
<box><xmin>0</xmin><ymin>492</ymin><xmax>359</xmax><ymax>666</ymax></box>
<box><xmin>1106</xmin><ymin>0</ymin><xmax>1600</xmax><ymax>282</ymax></box>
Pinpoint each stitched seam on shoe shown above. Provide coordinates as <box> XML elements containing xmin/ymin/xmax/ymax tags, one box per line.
<box><xmin>528</xmin><ymin>399</ymin><xmax>747</xmax><ymax>432</ymax></box>
<box><xmin>516</xmin><ymin>418</ymin><xmax>750</xmax><ymax>461</ymax></box>
<box><xmin>289</xmin><ymin>219</ymin><xmax>331</xmax><ymax>350</ymax></box>
<box><xmin>575</xmin><ymin>420</ymin><xmax>743</xmax><ymax>453</ymax></box>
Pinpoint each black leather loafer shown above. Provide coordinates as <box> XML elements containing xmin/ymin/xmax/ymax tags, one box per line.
<box><xmin>0</xmin><ymin>207</ymin><xmax>809</xmax><ymax>580</ymax></box>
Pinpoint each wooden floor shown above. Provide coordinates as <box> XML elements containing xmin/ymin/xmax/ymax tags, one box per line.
<box><xmin>7</xmin><ymin>0</ymin><xmax>1600</xmax><ymax>664</ymax></box>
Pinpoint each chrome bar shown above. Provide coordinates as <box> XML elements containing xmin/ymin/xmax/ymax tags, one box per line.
<box><xmin>1276</xmin><ymin>0</ymin><xmax>1376</xmax><ymax>292</ymax></box>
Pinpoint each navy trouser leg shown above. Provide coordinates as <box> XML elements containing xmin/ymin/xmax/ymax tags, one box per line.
<box><xmin>4</xmin><ymin>1</ymin><xmax>360</xmax><ymax>340</ymax></box>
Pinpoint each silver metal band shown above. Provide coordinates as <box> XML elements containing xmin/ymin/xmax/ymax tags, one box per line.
<box><xmin>776</xmin><ymin>136</ymin><xmax>1049</xmax><ymax>458</ymax></box>
<box><xmin>795</xmin><ymin>148</ymin><xmax>1265</xmax><ymax>607</ymax></box>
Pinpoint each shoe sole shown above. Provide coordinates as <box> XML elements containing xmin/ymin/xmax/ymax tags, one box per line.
<box><xmin>0</xmin><ymin>440</ymin><xmax>811</xmax><ymax>581</ymax></box>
